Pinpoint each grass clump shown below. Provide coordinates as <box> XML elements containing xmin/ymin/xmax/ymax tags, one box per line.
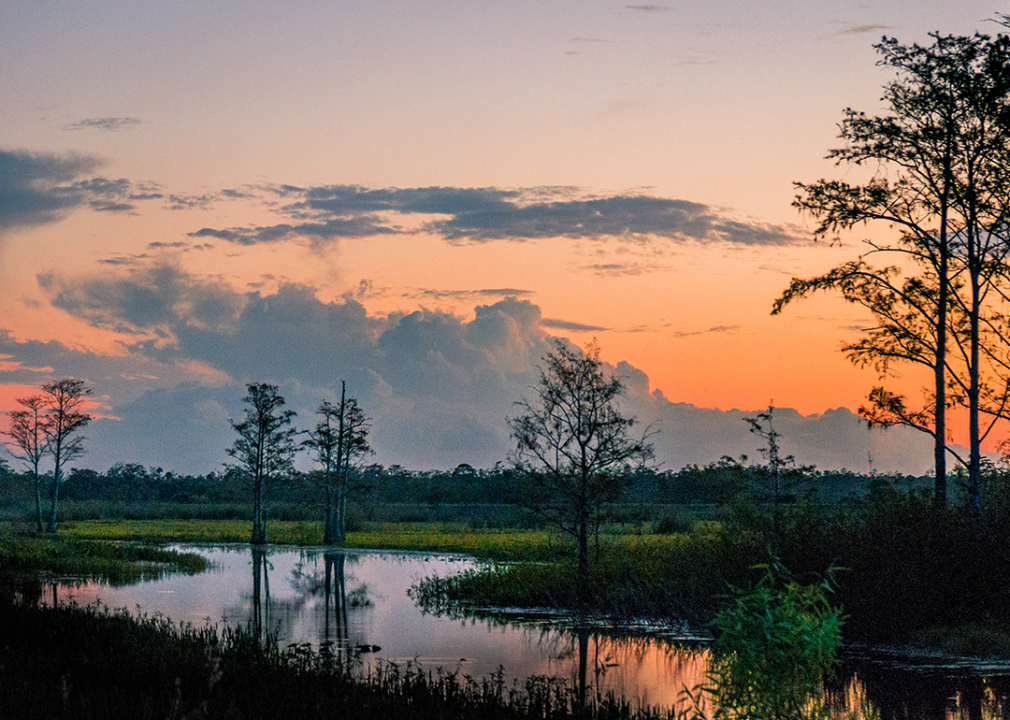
<box><xmin>0</xmin><ymin>530</ymin><xmax>207</xmax><ymax>585</ymax></box>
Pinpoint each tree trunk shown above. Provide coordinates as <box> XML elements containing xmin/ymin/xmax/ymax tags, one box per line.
<box><xmin>968</xmin><ymin>269</ymin><xmax>982</xmax><ymax>517</ymax></box>
<box><xmin>933</xmin><ymin>228</ymin><xmax>949</xmax><ymax>506</ymax></box>
<box><xmin>33</xmin><ymin>470</ymin><xmax>44</xmax><ymax>535</ymax></box>
<box><xmin>251</xmin><ymin>471</ymin><xmax>267</xmax><ymax>544</ymax></box>
<box><xmin>338</xmin><ymin>472</ymin><xmax>348</xmax><ymax>545</ymax></box>
<box><xmin>47</xmin><ymin>458</ymin><xmax>61</xmax><ymax>534</ymax></box>
<box><xmin>324</xmin><ymin>475</ymin><xmax>337</xmax><ymax>545</ymax></box>
<box><xmin>577</xmin><ymin>506</ymin><xmax>589</xmax><ymax>603</ymax></box>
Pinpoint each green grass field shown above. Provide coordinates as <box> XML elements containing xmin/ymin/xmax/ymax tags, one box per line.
<box><xmin>55</xmin><ymin>518</ymin><xmax>706</xmax><ymax>563</ymax></box>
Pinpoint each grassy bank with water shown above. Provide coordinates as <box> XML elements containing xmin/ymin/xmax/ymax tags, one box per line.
<box><xmin>0</xmin><ymin>528</ymin><xmax>208</xmax><ymax>585</ymax></box>
<box><xmin>35</xmin><ymin>485</ymin><xmax>1010</xmax><ymax>656</ymax></box>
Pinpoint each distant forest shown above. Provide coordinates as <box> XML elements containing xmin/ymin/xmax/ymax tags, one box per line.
<box><xmin>0</xmin><ymin>457</ymin><xmax>929</xmax><ymax>526</ymax></box>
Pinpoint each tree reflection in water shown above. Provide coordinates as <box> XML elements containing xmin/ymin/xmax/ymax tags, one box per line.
<box><xmin>250</xmin><ymin>545</ymin><xmax>270</xmax><ymax>639</ymax></box>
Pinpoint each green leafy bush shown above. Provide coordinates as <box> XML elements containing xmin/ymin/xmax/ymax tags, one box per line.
<box><xmin>698</xmin><ymin>562</ymin><xmax>843</xmax><ymax>720</ymax></box>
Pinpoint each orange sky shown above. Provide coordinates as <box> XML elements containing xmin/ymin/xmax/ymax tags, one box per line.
<box><xmin>0</xmin><ymin>2</ymin><xmax>1002</xmax><ymax>473</ymax></box>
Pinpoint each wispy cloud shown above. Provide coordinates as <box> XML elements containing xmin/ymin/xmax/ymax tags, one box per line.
<box><xmin>625</xmin><ymin>4</ymin><xmax>667</xmax><ymax>13</ymax></box>
<box><xmin>586</xmin><ymin>261</ymin><xmax>664</xmax><ymax>277</ymax></box>
<box><xmin>407</xmin><ymin>287</ymin><xmax>535</xmax><ymax>302</ymax></box>
<box><xmin>190</xmin><ymin>185</ymin><xmax>806</xmax><ymax>250</ymax></box>
<box><xmin>189</xmin><ymin>217</ymin><xmax>399</xmax><ymax>245</ymax></box>
<box><xmin>541</xmin><ymin>318</ymin><xmax>609</xmax><ymax>332</ymax></box>
<box><xmin>838</xmin><ymin>24</ymin><xmax>894</xmax><ymax>35</ymax></box>
<box><xmin>62</xmin><ymin>117</ymin><xmax>143</xmax><ymax>132</ymax></box>
<box><xmin>167</xmin><ymin>193</ymin><xmax>218</xmax><ymax>211</ymax></box>
<box><xmin>671</xmin><ymin>324</ymin><xmax>740</xmax><ymax>338</ymax></box>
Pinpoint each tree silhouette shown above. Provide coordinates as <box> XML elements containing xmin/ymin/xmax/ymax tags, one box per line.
<box><xmin>304</xmin><ymin>381</ymin><xmax>372</xmax><ymax>545</ymax></box>
<box><xmin>777</xmin><ymin>24</ymin><xmax>1010</xmax><ymax>510</ymax></box>
<box><xmin>4</xmin><ymin>395</ymin><xmax>48</xmax><ymax>534</ymax></box>
<box><xmin>227</xmin><ymin>383</ymin><xmax>298</xmax><ymax>544</ymax></box>
<box><xmin>41</xmin><ymin>379</ymin><xmax>92</xmax><ymax>533</ymax></box>
<box><xmin>509</xmin><ymin>341</ymin><xmax>653</xmax><ymax>597</ymax></box>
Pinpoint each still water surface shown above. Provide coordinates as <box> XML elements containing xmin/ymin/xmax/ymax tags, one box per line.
<box><xmin>48</xmin><ymin>544</ymin><xmax>1010</xmax><ymax>718</ymax></box>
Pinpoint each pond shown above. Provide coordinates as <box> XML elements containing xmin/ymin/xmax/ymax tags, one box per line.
<box><xmin>44</xmin><ymin>544</ymin><xmax>1010</xmax><ymax>718</ymax></box>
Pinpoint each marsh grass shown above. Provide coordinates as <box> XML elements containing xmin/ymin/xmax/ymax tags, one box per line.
<box><xmin>60</xmin><ymin>519</ymin><xmax>590</xmax><ymax>561</ymax></box>
<box><xmin>411</xmin><ymin>525</ymin><xmax>764</xmax><ymax>624</ymax></box>
<box><xmin>59</xmin><ymin>518</ymin><xmax>324</xmax><ymax>545</ymax></box>
<box><xmin>0</xmin><ymin>530</ymin><xmax>207</xmax><ymax>585</ymax></box>
<box><xmin>0</xmin><ymin>597</ymin><xmax>680</xmax><ymax>719</ymax></box>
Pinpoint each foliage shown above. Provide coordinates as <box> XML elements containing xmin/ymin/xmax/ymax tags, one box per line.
<box><xmin>695</xmin><ymin>563</ymin><xmax>843</xmax><ymax>720</ymax></box>
<box><xmin>227</xmin><ymin>383</ymin><xmax>298</xmax><ymax>544</ymax></box>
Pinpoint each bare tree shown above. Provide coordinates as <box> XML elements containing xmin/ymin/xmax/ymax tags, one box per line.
<box><xmin>304</xmin><ymin>381</ymin><xmax>372</xmax><ymax>545</ymax></box>
<box><xmin>509</xmin><ymin>341</ymin><xmax>653</xmax><ymax>596</ymax></box>
<box><xmin>4</xmin><ymin>395</ymin><xmax>48</xmax><ymax>534</ymax></box>
<box><xmin>227</xmin><ymin>383</ymin><xmax>298</xmax><ymax>544</ymax></box>
<box><xmin>41</xmin><ymin>379</ymin><xmax>92</xmax><ymax>533</ymax></box>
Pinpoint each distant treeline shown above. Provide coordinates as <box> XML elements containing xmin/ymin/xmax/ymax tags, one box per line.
<box><xmin>0</xmin><ymin>457</ymin><xmax>931</xmax><ymax>523</ymax></box>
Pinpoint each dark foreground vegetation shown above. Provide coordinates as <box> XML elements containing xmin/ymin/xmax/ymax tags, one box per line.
<box><xmin>0</xmin><ymin>586</ymin><xmax>682</xmax><ymax>720</ymax></box>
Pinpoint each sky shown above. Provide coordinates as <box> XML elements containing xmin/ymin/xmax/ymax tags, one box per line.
<box><xmin>0</xmin><ymin>0</ymin><xmax>1002</xmax><ymax>476</ymax></box>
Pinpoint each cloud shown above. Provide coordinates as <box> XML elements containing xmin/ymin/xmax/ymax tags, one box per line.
<box><xmin>221</xmin><ymin>188</ymin><xmax>255</xmax><ymax>199</ymax></box>
<box><xmin>167</xmin><ymin>193</ymin><xmax>218</xmax><ymax>210</ymax></box>
<box><xmin>586</xmin><ymin>262</ymin><xmax>662</xmax><ymax>277</ymax></box>
<box><xmin>6</xmin><ymin>265</ymin><xmax>952</xmax><ymax>475</ymax></box>
<box><xmin>90</xmin><ymin>201</ymin><xmax>136</xmax><ymax>213</ymax></box>
<box><xmin>671</xmin><ymin>324</ymin><xmax>741</xmax><ymax>338</ymax></box>
<box><xmin>39</xmin><ymin>265</ymin><xmax>248</xmax><ymax>335</ymax></box>
<box><xmin>839</xmin><ymin>24</ymin><xmax>894</xmax><ymax>35</ymax></box>
<box><xmin>0</xmin><ymin>150</ymin><xmax>170</xmax><ymax>234</ymax></box>
<box><xmin>541</xmin><ymin>318</ymin><xmax>609</xmax><ymax>332</ymax></box>
<box><xmin>625</xmin><ymin>5</ymin><xmax>667</xmax><ymax>12</ymax></box>
<box><xmin>189</xmin><ymin>217</ymin><xmax>398</xmax><ymax>245</ymax></box>
<box><xmin>98</xmin><ymin>254</ymin><xmax>148</xmax><ymax>266</ymax></box>
<box><xmin>405</xmin><ymin>287</ymin><xmax>534</xmax><ymax>302</ymax></box>
<box><xmin>62</xmin><ymin>117</ymin><xmax>144</xmax><ymax>132</ymax></box>
<box><xmin>191</xmin><ymin>185</ymin><xmax>807</xmax><ymax>249</ymax></box>
<box><xmin>0</xmin><ymin>328</ymin><xmax>228</xmax><ymax>410</ymax></box>
<box><xmin>0</xmin><ymin>150</ymin><xmax>101</xmax><ymax>231</ymax></box>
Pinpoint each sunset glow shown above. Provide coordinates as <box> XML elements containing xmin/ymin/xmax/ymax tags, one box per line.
<box><xmin>1</xmin><ymin>1</ymin><xmax>999</xmax><ymax>474</ymax></box>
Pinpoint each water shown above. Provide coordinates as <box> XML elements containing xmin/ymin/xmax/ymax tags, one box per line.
<box><xmin>44</xmin><ymin>544</ymin><xmax>1010</xmax><ymax>717</ymax></box>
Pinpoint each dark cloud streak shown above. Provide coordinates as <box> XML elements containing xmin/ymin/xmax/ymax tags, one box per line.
<box><xmin>62</xmin><ymin>117</ymin><xmax>143</xmax><ymax>132</ymax></box>
<box><xmin>541</xmin><ymin>318</ymin><xmax>609</xmax><ymax>332</ymax></box>
<box><xmin>192</xmin><ymin>185</ymin><xmax>806</xmax><ymax>249</ymax></box>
